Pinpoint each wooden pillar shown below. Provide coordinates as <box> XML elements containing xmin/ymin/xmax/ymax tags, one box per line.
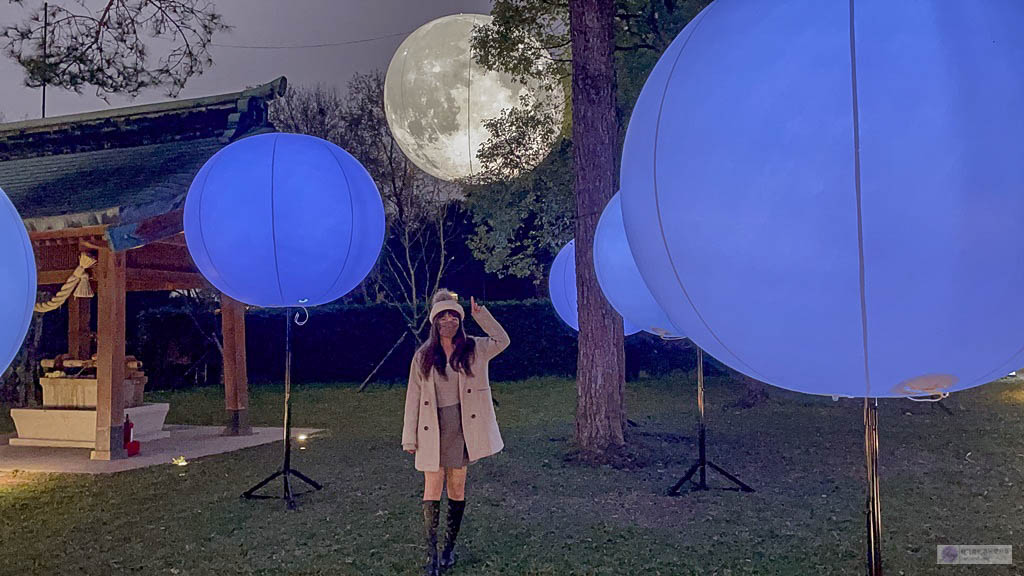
<box><xmin>92</xmin><ymin>249</ymin><xmax>126</xmax><ymax>460</ymax></box>
<box><xmin>221</xmin><ymin>294</ymin><xmax>251</xmax><ymax>435</ymax></box>
<box><xmin>67</xmin><ymin>291</ymin><xmax>92</xmax><ymax>360</ymax></box>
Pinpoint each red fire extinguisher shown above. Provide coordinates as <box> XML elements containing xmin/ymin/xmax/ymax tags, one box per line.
<box><xmin>123</xmin><ymin>414</ymin><xmax>140</xmax><ymax>456</ymax></box>
<box><xmin>123</xmin><ymin>414</ymin><xmax>134</xmax><ymax>447</ymax></box>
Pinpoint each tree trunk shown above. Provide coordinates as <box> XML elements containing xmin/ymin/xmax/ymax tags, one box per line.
<box><xmin>570</xmin><ymin>0</ymin><xmax>627</xmax><ymax>453</ymax></box>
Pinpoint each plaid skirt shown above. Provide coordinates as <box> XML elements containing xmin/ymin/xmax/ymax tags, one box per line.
<box><xmin>437</xmin><ymin>403</ymin><xmax>469</xmax><ymax>468</ymax></box>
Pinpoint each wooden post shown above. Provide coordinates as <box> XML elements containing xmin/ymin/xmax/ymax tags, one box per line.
<box><xmin>221</xmin><ymin>294</ymin><xmax>251</xmax><ymax>435</ymax></box>
<box><xmin>67</xmin><ymin>291</ymin><xmax>92</xmax><ymax>359</ymax></box>
<box><xmin>92</xmin><ymin>248</ymin><xmax>126</xmax><ymax>460</ymax></box>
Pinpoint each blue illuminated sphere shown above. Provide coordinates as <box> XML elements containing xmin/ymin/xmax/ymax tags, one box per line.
<box><xmin>621</xmin><ymin>1</ymin><xmax>1024</xmax><ymax>398</ymax></box>
<box><xmin>595</xmin><ymin>193</ymin><xmax>680</xmax><ymax>338</ymax></box>
<box><xmin>549</xmin><ymin>240</ymin><xmax>640</xmax><ymax>335</ymax></box>
<box><xmin>0</xmin><ymin>187</ymin><xmax>36</xmax><ymax>374</ymax></box>
<box><xmin>185</xmin><ymin>133</ymin><xmax>385</xmax><ymax>307</ymax></box>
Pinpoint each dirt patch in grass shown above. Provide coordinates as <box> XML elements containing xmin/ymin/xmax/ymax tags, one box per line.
<box><xmin>563</xmin><ymin>428</ymin><xmax>693</xmax><ymax>470</ymax></box>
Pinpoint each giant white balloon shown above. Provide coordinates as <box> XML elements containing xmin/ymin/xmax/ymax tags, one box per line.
<box><xmin>185</xmin><ymin>133</ymin><xmax>385</xmax><ymax>308</ymax></box>
<box><xmin>384</xmin><ymin>14</ymin><xmax>564</xmax><ymax>181</ymax></box>
<box><xmin>0</xmin><ymin>186</ymin><xmax>36</xmax><ymax>374</ymax></box>
<box><xmin>595</xmin><ymin>193</ymin><xmax>680</xmax><ymax>338</ymax></box>
<box><xmin>549</xmin><ymin>240</ymin><xmax>640</xmax><ymax>335</ymax></box>
<box><xmin>621</xmin><ymin>0</ymin><xmax>1024</xmax><ymax>398</ymax></box>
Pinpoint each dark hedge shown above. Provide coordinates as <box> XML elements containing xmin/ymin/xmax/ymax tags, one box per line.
<box><xmin>39</xmin><ymin>299</ymin><xmax>708</xmax><ymax>389</ymax></box>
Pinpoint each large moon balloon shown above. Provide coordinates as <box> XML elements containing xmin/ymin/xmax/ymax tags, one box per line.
<box><xmin>621</xmin><ymin>0</ymin><xmax>1024</xmax><ymax>398</ymax></box>
<box><xmin>384</xmin><ymin>14</ymin><xmax>564</xmax><ymax>182</ymax></box>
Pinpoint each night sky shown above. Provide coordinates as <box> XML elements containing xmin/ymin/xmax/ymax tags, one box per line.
<box><xmin>0</xmin><ymin>0</ymin><xmax>492</xmax><ymax>121</ymax></box>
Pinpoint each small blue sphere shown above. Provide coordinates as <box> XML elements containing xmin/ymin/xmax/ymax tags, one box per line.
<box><xmin>185</xmin><ymin>133</ymin><xmax>385</xmax><ymax>307</ymax></box>
<box><xmin>595</xmin><ymin>193</ymin><xmax>681</xmax><ymax>338</ymax></box>
<box><xmin>0</xmin><ymin>186</ymin><xmax>36</xmax><ymax>374</ymax></box>
<box><xmin>549</xmin><ymin>240</ymin><xmax>640</xmax><ymax>335</ymax></box>
<box><xmin>621</xmin><ymin>0</ymin><xmax>1024</xmax><ymax>397</ymax></box>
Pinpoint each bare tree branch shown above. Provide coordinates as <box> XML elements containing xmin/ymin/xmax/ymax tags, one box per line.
<box><xmin>2</xmin><ymin>0</ymin><xmax>228</xmax><ymax>97</ymax></box>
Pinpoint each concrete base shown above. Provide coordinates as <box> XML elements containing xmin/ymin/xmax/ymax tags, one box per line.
<box><xmin>90</xmin><ymin>425</ymin><xmax>127</xmax><ymax>461</ymax></box>
<box><xmin>222</xmin><ymin>409</ymin><xmax>252</xmax><ymax>436</ymax></box>
<box><xmin>9</xmin><ymin>403</ymin><xmax>170</xmax><ymax>449</ymax></box>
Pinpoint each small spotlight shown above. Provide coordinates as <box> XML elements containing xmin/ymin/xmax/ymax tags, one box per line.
<box><xmin>297</xmin><ymin>434</ymin><xmax>308</xmax><ymax>442</ymax></box>
<box><xmin>172</xmin><ymin>456</ymin><xmax>188</xmax><ymax>467</ymax></box>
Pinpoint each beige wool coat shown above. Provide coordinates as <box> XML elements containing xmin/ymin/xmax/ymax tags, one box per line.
<box><xmin>402</xmin><ymin>306</ymin><xmax>510</xmax><ymax>472</ymax></box>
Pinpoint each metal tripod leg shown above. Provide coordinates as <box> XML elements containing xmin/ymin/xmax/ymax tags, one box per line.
<box><xmin>241</xmin><ymin>309</ymin><xmax>323</xmax><ymax>509</ymax></box>
<box><xmin>668</xmin><ymin>347</ymin><xmax>754</xmax><ymax>496</ymax></box>
<box><xmin>865</xmin><ymin>398</ymin><xmax>883</xmax><ymax>576</ymax></box>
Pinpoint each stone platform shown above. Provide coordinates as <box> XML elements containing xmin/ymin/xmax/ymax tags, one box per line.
<box><xmin>0</xmin><ymin>425</ymin><xmax>322</xmax><ymax>474</ymax></box>
<box><xmin>8</xmin><ymin>403</ymin><xmax>170</xmax><ymax>448</ymax></box>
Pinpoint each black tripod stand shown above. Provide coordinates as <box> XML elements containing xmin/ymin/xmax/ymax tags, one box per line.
<box><xmin>668</xmin><ymin>347</ymin><xmax>754</xmax><ymax>495</ymax></box>
<box><xmin>243</xmin><ymin>308</ymin><xmax>322</xmax><ymax>509</ymax></box>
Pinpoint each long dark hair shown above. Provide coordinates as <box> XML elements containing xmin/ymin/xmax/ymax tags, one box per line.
<box><xmin>418</xmin><ymin>290</ymin><xmax>476</xmax><ymax>379</ymax></box>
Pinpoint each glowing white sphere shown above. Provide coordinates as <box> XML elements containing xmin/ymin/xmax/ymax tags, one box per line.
<box><xmin>184</xmin><ymin>133</ymin><xmax>385</xmax><ymax>308</ymax></box>
<box><xmin>594</xmin><ymin>193</ymin><xmax>680</xmax><ymax>338</ymax></box>
<box><xmin>0</xmin><ymin>186</ymin><xmax>36</xmax><ymax>374</ymax></box>
<box><xmin>621</xmin><ymin>0</ymin><xmax>1024</xmax><ymax>398</ymax></box>
<box><xmin>549</xmin><ymin>240</ymin><xmax>641</xmax><ymax>336</ymax></box>
<box><xmin>384</xmin><ymin>13</ymin><xmax>564</xmax><ymax>181</ymax></box>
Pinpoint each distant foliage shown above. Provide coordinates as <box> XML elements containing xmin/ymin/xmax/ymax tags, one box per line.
<box><xmin>464</xmin><ymin>0</ymin><xmax>712</xmax><ymax>284</ymax></box>
<box><xmin>464</xmin><ymin>139</ymin><xmax>574</xmax><ymax>285</ymax></box>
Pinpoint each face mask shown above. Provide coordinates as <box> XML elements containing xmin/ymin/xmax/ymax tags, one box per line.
<box><xmin>438</xmin><ymin>316</ymin><xmax>459</xmax><ymax>339</ymax></box>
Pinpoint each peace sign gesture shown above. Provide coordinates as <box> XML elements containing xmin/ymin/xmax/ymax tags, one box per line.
<box><xmin>471</xmin><ymin>296</ymin><xmax>483</xmax><ymax>316</ymax></box>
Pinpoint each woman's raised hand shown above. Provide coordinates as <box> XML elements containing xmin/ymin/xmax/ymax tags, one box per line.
<box><xmin>471</xmin><ymin>296</ymin><xmax>483</xmax><ymax>316</ymax></box>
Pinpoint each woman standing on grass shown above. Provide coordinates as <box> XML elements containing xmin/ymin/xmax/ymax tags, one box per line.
<box><xmin>402</xmin><ymin>289</ymin><xmax>510</xmax><ymax>576</ymax></box>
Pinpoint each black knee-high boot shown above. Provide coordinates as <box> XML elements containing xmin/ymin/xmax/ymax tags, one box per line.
<box><xmin>440</xmin><ymin>499</ymin><xmax>466</xmax><ymax>571</ymax></box>
<box><xmin>422</xmin><ymin>500</ymin><xmax>440</xmax><ymax>576</ymax></box>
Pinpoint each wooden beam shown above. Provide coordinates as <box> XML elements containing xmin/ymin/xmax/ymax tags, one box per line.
<box><xmin>42</xmin><ymin>266</ymin><xmax>207</xmax><ymax>290</ymax></box>
<box><xmin>29</xmin><ymin>225</ymin><xmax>108</xmax><ymax>243</ymax></box>
<box><xmin>32</xmin><ymin>236</ymin><xmax>106</xmax><ymax>248</ymax></box>
<box><xmin>126</xmin><ymin>269</ymin><xmax>209</xmax><ymax>292</ymax></box>
<box><xmin>131</xmin><ymin>209</ymin><xmax>184</xmax><ymax>246</ymax></box>
<box><xmin>221</xmin><ymin>294</ymin><xmax>251</xmax><ymax>435</ymax></box>
<box><xmin>38</xmin><ymin>269</ymin><xmax>77</xmax><ymax>286</ymax></box>
<box><xmin>92</xmin><ymin>248</ymin><xmax>127</xmax><ymax>461</ymax></box>
<box><xmin>68</xmin><ymin>294</ymin><xmax>93</xmax><ymax>360</ymax></box>
<box><xmin>126</xmin><ymin>242</ymin><xmax>197</xmax><ymax>273</ymax></box>
<box><xmin>153</xmin><ymin>232</ymin><xmax>188</xmax><ymax>247</ymax></box>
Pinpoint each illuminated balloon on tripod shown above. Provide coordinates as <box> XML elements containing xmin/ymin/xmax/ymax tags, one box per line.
<box><xmin>184</xmin><ymin>132</ymin><xmax>386</xmax><ymax>507</ymax></box>
<box><xmin>620</xmin><ymin>0</ymin><xmax>1024</xmax><ymax>398</ymax></box>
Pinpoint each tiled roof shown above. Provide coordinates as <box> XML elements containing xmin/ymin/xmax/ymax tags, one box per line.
<box><xmin>0</xmin><ymin>137</ymin><xmax>223</xmax><ymax>222</ymax></box>
<box><xmin>0</xmin><ymin>77</ymin><xmax>286</xmax><ymax>248</ymax></box>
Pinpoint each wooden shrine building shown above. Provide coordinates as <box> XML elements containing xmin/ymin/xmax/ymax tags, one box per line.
<box><xmin>0</xmin><ymin>77</ymin><xmax>288</xmax><ymax>459</ymax></box>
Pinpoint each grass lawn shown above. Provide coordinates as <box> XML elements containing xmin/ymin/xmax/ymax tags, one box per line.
<box><xmin>2</xmin><ymin>374</ymin><xmax>1023</xmax><ymax>575</ymax></box>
